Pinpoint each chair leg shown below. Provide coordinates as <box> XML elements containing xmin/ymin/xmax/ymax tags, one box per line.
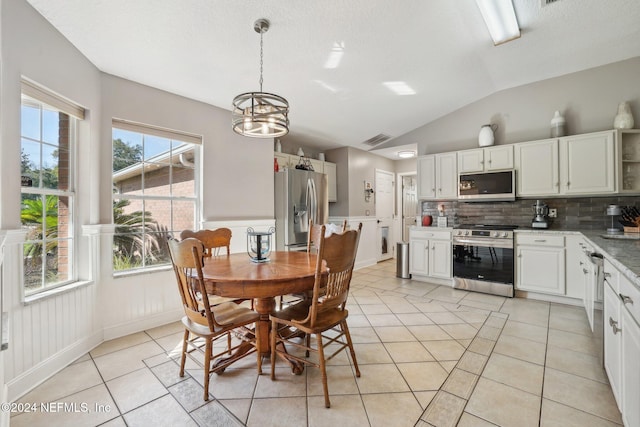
<box><xmin>227</xmin><ymin>332</ymin><xmax>232</xmax><ymax>355</ymax></box>
<box><xmin>305</xmin><ymin>333</ymin><xmax>311</xmax><ymax>358</ymax></box>
<box><xmin>255</xmin><ymin>321</ymin><xmax>262</xmax><ymax>375</ymax></box>
<box><xmin>179</xmin><ymin>329</ymin><xmax>189</xmax><ymax>377</ymax></box>
<box><xmin>203</xmin><ymin>339</ymin><xmax>212</xmax><ymax>401</ymax></box>
<box><xmin>270</xmin><ymin>319</ymin><xmax>277</xmax><ymax>380</ymax></box>
<box><xmin>316</xmin><ymin>333</ymin><xmax>330</xmax><ymax>408</ymax></box>
<box><xmin>342</xmin><ymin>320</ymin><xmax>360</xmax><ymax>377</ymax></box>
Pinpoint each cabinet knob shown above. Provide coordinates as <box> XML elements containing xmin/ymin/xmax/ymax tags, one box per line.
<box><xmin>555</xmin><ymin>182</ymin><xmax>559</xmax><ymax>187</ymax></box>
<box><xmin>619</xmin><ymin>293</ymin><xmax>634</xmax><ymax>305</ymax></box>
<box><xmin>567</xmin><ymin>182</ymin><xmax>571</xmax><ymax>187</ymax></box>
<box><xmin>609</xmin><ymin>317</ymin><xmax>622</xmax><ymax>334</ymax></box>
<box><xmin>582</xmin><ymin>268</ymin><xmax>588</xmax><ymax>274</ymax></box>
<box><xmin>604</xmin><ymin>272</ymin><xmax>611</xmax><ymax>278</ymax></box>
<box><xmin>438</xmin><ymin>188</ymin><xmax>442</xmax><ymax>192</ymax></box>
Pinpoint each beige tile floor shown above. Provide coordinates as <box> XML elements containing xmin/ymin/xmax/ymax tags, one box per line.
<box><xmin>10</xmin><ymin>261</ymin><xmax>622</xmax><ymax>427</ymax></box>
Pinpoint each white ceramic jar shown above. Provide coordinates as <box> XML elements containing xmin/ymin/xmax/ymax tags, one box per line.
<box><xmin>614</xmin><ymin>102</ymin><xmax>634</xmax><ymax>129</ymax></box>
<box><xmin>478</xmin><ymin>124</ymin><xmax>496</xmax><ymax>147</ymax></box>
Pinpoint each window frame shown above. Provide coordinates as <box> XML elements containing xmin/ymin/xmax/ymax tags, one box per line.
<box><xmin>111</xmin><ymin>120</ymin><xmax>201</xmax><ymax>275</ymax></box>
<box><xmin>20</xmin><ymin>92</ymin><xmax>79</xmax><ymax>296</ymax></box>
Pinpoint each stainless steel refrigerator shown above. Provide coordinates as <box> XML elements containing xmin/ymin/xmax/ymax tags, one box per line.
<box><xmin>275</xmin><ymin>169</ymin><xmax>328</xmax><ymax>251</ymax></box>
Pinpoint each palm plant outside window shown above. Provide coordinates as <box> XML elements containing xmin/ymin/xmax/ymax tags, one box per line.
<box><xmin>112</xmin><ymin>123</ymin><xmax>199</xmax><ymax>272</ymax></box>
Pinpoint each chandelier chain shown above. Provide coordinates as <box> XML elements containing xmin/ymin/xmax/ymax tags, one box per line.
<box><xmin>259</xmin><ymin>31</ymin><xmax>264</xmax><ymax>92</ymax></box>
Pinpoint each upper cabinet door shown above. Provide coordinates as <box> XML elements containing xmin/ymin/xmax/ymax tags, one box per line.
<box><xmin>514</xmin><ymin>139</ymin><xmax>560</xmax><ymax>196</ymax></box>
<box><xmin>436</xmin><ymin>152</ymin><xmax>458</xmax><ymax>199</ymax></box>
<box><xmin>417</xmin><ymin>155</ymin><xmax>436</xmax><ymax>199</ymax></box>
<box><xmin>560</xmin><ymin>131</ymin><xmax>615</xmax><ymax>195</ymax></box>
<box><xmin>457</xmin><ymin>149</ymin><xmax>484</xmax><ymax>173</ymax></box>
<box><xmin>324</xmin><ymin>162</ymin><xmax>337</xmax><ymax>202</ymax></box>
<box><xmin>485</xmin><ymin>145</ymin><xmax>514</xmax><ymax>171</ymax></box>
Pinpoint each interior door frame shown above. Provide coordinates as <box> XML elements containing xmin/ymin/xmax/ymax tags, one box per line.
<box><xmin>397</xmin><ymin>171</ymin><xmax>418</xmax><ymax>242</ymax></box>
<box><xmin>375</xmin><ymin>169</ymin><xmax>395</xmax><ymax>262</ymax></box>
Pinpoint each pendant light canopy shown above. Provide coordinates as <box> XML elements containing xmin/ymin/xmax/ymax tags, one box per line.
<box><xmin>232</xmin><ymin>19</ymin><xmax>289</xmax><ymax>138</ymax></box>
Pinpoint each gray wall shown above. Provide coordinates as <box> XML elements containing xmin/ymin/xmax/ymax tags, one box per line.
<box><xmin>101</xmin><ymin>75</ymin><xmax>274</xmax><ymax>223</ymax></box>
<box><xmin>392</xmin><ymin>57</ymin><xmax>640</xmax><ymax>155</ymax></box>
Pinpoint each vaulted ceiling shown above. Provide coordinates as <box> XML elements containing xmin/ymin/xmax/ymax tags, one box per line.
<box><xmin>26</xmin><ymin>0</ymin><xmax>640</xmax><ymax>157</ymax></box>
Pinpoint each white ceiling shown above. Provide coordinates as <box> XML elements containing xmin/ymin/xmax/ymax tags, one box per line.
<box><xmin>26</xmin><ymin>0</ymin><xmax>640</xmax><ymax>158</ymax></box>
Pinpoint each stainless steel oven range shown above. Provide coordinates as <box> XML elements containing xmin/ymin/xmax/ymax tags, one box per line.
<box><xmin>452</xmin><ymin>224</ymin><xmax>516</xmax><ymax>298</ymax></box>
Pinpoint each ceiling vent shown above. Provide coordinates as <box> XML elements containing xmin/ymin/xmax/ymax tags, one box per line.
<box><xmin>541</xmin><ymin>0</ymin><xmax>560</xmax><ymax>7</ymax></box>
<box><xmin>362</xmin><ymin>133</ymin><xmax>392</xmax><ymax>147</ymax></box>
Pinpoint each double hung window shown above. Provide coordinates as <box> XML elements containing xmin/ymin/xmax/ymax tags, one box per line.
<box><xmin>20</xmin><ymin>81</ymin><xmax>83</xmax><ymax>295</ymax></box>
<box><xmin>112</xmin><ymin>120</ymin><xmax>200</xmax><ymax>273</ymax></box>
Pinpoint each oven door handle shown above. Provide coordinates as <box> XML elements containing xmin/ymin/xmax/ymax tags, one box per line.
<box><xmin>453</xmin><ymin>238</ymin><xmax>513</xmax><ymax>249</ymax></box>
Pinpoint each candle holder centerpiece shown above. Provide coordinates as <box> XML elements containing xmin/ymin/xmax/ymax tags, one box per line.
<box><xmin>247</xmin><ymin>227</ymin><xmax>275</xmax><ymax>263</ymax></box>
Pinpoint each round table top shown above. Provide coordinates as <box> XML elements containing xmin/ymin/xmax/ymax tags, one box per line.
<box><xmin>201</xmin><ymin>251</ymin><xmax>322</xmax><ymax>299</ymax></box>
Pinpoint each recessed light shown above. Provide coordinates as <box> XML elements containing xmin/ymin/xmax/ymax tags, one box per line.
<box><xmin>324</xmin><ymin>42</ymin><xmax>345</xmax><ymax>69</ymax></box>
<box><xmin>383</xmin><ymin>81</ymin><xmax>416</xmax><ymax>96</ymax></box>
<box><xmin>397</xmin><ymin>150</ymin><xmax>416</xmax><ymax>158</ymax></box>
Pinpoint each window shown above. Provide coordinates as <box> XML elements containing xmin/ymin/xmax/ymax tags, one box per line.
<box><xmin>20</xmin><ymin>84</ymin><xmax>80</xmax><ymax>295</ymax></box>
<box><xmin>112</xmin><ymin>120</ymin><xmax>200</xmax><ymax>273</ymax></box>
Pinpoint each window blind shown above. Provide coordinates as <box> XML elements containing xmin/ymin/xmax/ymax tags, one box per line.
<box><xmin>112</xmin><ymin>118</ymin><xmax>202</xmax><ymax>145</ymax></box>
<box><xmin>21</xmin><ymin>78</ymin><xmax>85</xmax><ymax>120</ymax></box>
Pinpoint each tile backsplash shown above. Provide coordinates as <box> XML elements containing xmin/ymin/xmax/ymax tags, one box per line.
<box><xmin>421</xmin><ymin>196</ymin><xmax>640</xmax><ymax>230</ymax></box>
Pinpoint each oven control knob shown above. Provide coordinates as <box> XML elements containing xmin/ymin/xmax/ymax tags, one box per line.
<box><xmin>491</xmin><ymin>231</ymin><xmax>498</xmax><ymax>237</ymax></box>
<box><xmin>465</xmin><ymin>231</ymin><xmax>470</xmax><ymax>236</ymax></box>
<box><xmin>501</xmin><ymin>232</ymin><xmax>508</xmax><ymax>238</ymax></box>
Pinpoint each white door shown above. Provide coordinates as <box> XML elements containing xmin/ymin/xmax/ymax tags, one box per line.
<box><xmin>375</xmin><ymin>169</ymin><xmax>394</xmax><ymax>262</ymax></box>
<box><xmin>402</xmin><ymin>175</ymin><xmax>417</xmax><ymax>242</ymax></box>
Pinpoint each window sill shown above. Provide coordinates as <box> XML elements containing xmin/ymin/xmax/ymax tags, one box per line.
<box><xmin>23</xmin><ymin>280</ymin><xmax>95</xmax><ymax>305</ymax></box>
<box><xmin>113</xmin><ymin>264</ymin><xmax>172</xmax><ymax>279</ymax></box>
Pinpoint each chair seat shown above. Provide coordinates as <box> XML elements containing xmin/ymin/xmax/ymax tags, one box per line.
<box><xmin>182</xmin><ymin>303</ymin><xmax>259</xmax><ymax>337</ymax></box>
<box><xmin>271</xmin><ymin>301</ymin><xmax>349</xmax><ymax>333</ymax></box>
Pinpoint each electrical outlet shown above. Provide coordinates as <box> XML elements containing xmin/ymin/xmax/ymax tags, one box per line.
<box><xmin>549</xmin><ymin>208</ymin><xmax>557</xmax><ymax>218</ymax></box>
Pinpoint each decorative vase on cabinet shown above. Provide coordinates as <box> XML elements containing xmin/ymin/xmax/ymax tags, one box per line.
<box><xmin>478</xmin><ymin>124</ymin><xmax>497</xmax><ymax>147</ymax></box>
<box><xmin>614</xmin><ymin>102</ymin><xmax>634</xmax><ymax>129</ymax></box>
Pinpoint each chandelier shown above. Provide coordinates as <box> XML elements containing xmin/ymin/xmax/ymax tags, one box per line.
<box><xmin>232</xmin><ymin>19</ymin><xmax>289</xmax><ymax>138</ymax></box>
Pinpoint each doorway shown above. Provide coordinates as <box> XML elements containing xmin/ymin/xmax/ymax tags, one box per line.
<box><xmin>375</xmin><ymin>169</ymin><xmax>394</xmax><ymax>262</ymax></box>
<box><xmin>401</xmin><ymin>175</ymin><xmax>417</xmax><ymax>241</ymax></box>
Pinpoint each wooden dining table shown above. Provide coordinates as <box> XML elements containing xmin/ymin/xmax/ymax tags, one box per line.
<box><xmin>200</xmin><ymin>250</ymin><xmax>323</xmax><ymax>372</ymax></box>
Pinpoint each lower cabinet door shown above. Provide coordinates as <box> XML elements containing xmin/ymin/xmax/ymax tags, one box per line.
<box><xmin>604</xmin><ymin>283</ymin><xmax>622</xmax><ymax>407</ymax></box>
<box><xmin>516</xmin><ymin>246</ymin><xmax>565</xmax><ymax>295</ymax></box>
<box><xmin>621</xmin><ymin>308</ymin><xmax>640</xmax><ymax>427</ymax></box>
<box><xmin>409</xmin><ymin>239</ymin><xmax>428</xmax><ymax>276</ymax></box>
<box><xmin>429</xmin><ymin>240</ymin><xmax>452</xmax><ymax>279</ymax></box>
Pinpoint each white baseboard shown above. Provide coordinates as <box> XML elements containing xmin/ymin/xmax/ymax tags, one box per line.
<box><xmin>7</xmin><ymin>331</ymin><xmax>103</xmax><ymax>402</ymax></box>
<box><xmin>410</xmin><ymin>275</ymin><xmax>453</xmax><ymax>287</ymax></box>
<box><xmin>103</xmin><ymin>309</ymin><xmax>183</xmax><ymax>341</ymax></box>
<box><xmin>514</xmin><ymin>290</ymin><xmax>584</xmax><ymax>306</ymax></box>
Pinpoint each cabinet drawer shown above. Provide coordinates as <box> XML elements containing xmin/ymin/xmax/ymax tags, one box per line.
<box><xmin>410</xmin><ymin>230</ymin><xmax>451</xmax><ymax>240</ymax></box>
<box><xmin>604</xmin><ymin>258</ymin><xmax>620</xmax><ymax>294</ymax></box>
<box><xmin>517</xmin><ymin>234</ymin><xmax>564</xmax><ymax>247</ymax></box>
<box><xmin>619</xmin><ymin>274</ymin><xmax>640</xmax><ymax>326</ymax></box>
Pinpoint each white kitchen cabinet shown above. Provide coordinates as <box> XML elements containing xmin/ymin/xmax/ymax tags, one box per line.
<box><xmin>618</xmin><ymin>129</ymin><xmax>640</xmax><ymax>193</ymax></box>
<box><xmin>409</xmin><ymin>229</ymin><xmax>452</xmax><ymax>280</ymax></box>
<box><xmin>417</xmin><ymin>153</ymin><xmax>457</xmax><ymax>200</ymax></box>
<box><xmin>274</xmin><ymin>152</ymin><xmax>337</xmax><ymax>202</ymax></box>
<box><xmin>274</xmin><ymin>152</ymin><xmax>293</xmax><ymax>170</ymax></box>
<box><xmin>324</xmin><ymin>161</ymin><xmax>337</xmax><ymax>202</ymax></box>
<box><xmin>514</xmin><ymin>138</ymin><xmax>560</xmax><ymax>196</ymax></box>
<box><xmin>604</xmin><ymin>280</ymin><xmax>622</xmax><ymax>406</ymax></box>
<box><xmin>603</xmin><ymin>259</ymin><xmax>640</xmax><ymax>426</ymax></box>
<box><xmin>515</xmin><ymin>234</ymin><xmax>565</xmax><ymax>295</ymax></box>
<box><xmin>564</xmin><ymin>235</ymin><xmax>588</xmax><ymax>299</ymax></box>
<box><xmin>621</xmin><ymin>307</ymin><xmax>640</xmax><ymax>427</ymax></box>
<box><xmin>458</xmin><ymin>145</ymin><xmax>513</xmax><ymax>173</ymax></box>
<box><xmin>457</xmin><ymin>149</ymin><xmax>484</xmax><ymax>173</ymax></box>
<box><xmin>560</xmin><ymin>130</ymin><xmax>615</xmax><ymax>194</ymax></box>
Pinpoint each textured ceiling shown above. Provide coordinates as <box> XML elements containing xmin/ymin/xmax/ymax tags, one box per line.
<box><xmin>26</xmin><ymin>0</ymin><xmax>640</xmax><ymax>158</ymax></box>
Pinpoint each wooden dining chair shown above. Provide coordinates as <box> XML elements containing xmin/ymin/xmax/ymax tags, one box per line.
<box><xmin>270</xmin><ymin>223</ymin><xmax>362</xmax><ymax>408</ymax></box>
<box><xmin>278</xmin><ymin>219</ymin><xmax>349</xmax><ymax>310</ymax></box>
<box><xmin>180</xmin><ymin>228</ymin><xmax>232</xmax><ymax>258</ymax></box>
<box><xmin>168</xmin><ymin>237</ymin><xmax>262</xmax><ymax>401</ymax></box>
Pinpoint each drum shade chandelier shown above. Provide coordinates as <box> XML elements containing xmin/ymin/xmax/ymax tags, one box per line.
<box><xmin>232</xmin><ymin>19</ymin><xmax>289</xmax><ymax>138</ymax></box>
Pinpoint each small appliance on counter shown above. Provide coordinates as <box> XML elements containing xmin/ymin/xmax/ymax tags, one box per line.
<box><xmin>606</xmin><ymin>205</ymin><xmax>623</xmax><ymax>234</ymax></box>
<box><xmin>532</xmin><ymin>200</ymin><xmax>549</xmax><ymax>229</ymax></box>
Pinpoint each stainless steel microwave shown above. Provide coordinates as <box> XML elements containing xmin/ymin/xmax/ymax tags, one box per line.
<box><xmin>458</xmin><ymin>170</ymin><xmax>516</xmax><ymax>202</ymax></box>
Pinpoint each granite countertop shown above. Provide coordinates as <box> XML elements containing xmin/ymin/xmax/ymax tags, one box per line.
<box><xmin>516</xmin><ymin>228</ymin><xmax>640</xmax><ymax>289</ymax></box>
